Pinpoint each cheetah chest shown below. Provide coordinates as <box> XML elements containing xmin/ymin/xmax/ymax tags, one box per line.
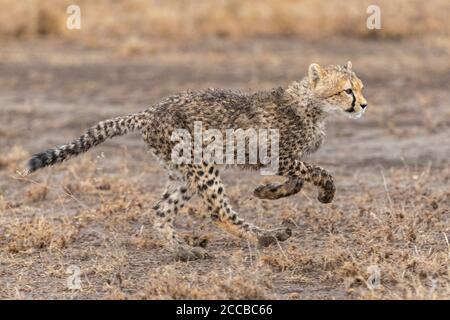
<box><xmin>301</xmin><ymin>121</ymin><xmax>326</xmax><ymax>156</ymax></box>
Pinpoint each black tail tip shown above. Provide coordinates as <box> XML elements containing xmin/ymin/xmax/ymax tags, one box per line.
<box><xmin>23</xmin><ymin>154</ymin><xmax>45</xmax><ymax>176</ymax></box>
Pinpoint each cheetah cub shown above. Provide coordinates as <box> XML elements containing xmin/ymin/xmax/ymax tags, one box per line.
<box><xmin>24</xmin><ymin>61</ymin><xmax>368</xmax><ymax>261</ymax></box>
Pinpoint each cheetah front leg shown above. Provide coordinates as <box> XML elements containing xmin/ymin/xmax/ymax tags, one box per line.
<box><xmin>253</xmin><ymin>176</ymin><xmax>304</xmax><ymax>200</ymax></box>
<box><xmin>282</xmin><ymin>159</ymin><xmax>335</xmax><ymax>203</ymax></box>
<box><xmin>191</xmin><ymin>163</ymin><xmax>292</xmax><ymax>247</ymax></box>
<box><xmin>254</xmin><ymin>159</ymin><xmax>335</xmax><ymax>203</ymax></box>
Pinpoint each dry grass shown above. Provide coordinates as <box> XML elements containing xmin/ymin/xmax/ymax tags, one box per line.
<box><xmin>2</xmin><ymin>215</ymin><xmax>79</xmax><ymax>253</ymax></box>
<box><xmin>0</xmin><ymin>0</ymin><xmax>448</xmax><ymax>43</ymax></box>
<box><xmin>259</xmin><ymin>166</ymin><xmax>450</xmax><ymax>299</ymax></box>
<box><xmin>0</xmin><ymin>146</ymin><xmax>28</xmax><ymax>172</ymax></box>
<box><xmin>109</xmin><ymin>264</ymin><xmax>273</xmax><ymax>300</ymax></box>
<box><xmin>5</xmin><ymin>159</ymin><xmax>448</xmax><ymax>299</ymax></box>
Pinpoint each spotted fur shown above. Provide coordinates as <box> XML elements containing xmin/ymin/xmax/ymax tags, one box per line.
<box><xmin>25</xmin><ymin>62</ymin><xmax>367</xmax><ymax>261</ymax></box>
<box><xmin>25</xmin><ymin>112</ymin><xmax>148</xmax><ymax>175</ymax></box>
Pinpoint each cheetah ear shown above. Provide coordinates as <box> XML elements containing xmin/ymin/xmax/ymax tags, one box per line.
<box><xmin>308</xmin><ymin>63</ymin><xmax>326</xmax><ymax>86</ymax></box>
<box><xmin>345</xmin><ymin>61</ymin><xmax>352</xmax><ymax>70</ymax></box>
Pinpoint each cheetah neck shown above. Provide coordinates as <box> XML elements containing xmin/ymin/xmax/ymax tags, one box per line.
<box><xmin>283</xmin><ymin>78</ymin><xmax>327</xmax><ymax>123</ymax></box>
<box><xmin>275</xmin><ymin>78</ymin><xmax>327</xmax><ymax>155</ymax></box>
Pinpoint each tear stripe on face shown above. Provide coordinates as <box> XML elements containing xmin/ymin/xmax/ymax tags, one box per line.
<box><xmin>351</xmin><ymin>91</ymin><xmax>356</xmax><ymax>108</ymax></box>
<box><xmin>346</xmin><ymin>105</ymin><xmax>355</xmax><ymax>113</ymax></box>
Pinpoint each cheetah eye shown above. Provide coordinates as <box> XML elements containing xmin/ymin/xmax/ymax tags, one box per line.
<box><xmin>345</xmin><ymin>88</ymin><xmax>353</xmax><ymax>95</ymax></box>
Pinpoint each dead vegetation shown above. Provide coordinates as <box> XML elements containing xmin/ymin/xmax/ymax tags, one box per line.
<box><xmin>0</xmin><ymin>146</ymin><xmax>28</xmax><ymax>172</ymax></box>
<box><xmin>0</xmin><ymin>0</ymin><xmax>448</xmax><ymax>44</ymax></box>
<box><xmin>1</xmin><ymin>154</ymin><xmax>447</xmax><ymax>299</ymax></box>
<box><xmin>116</xmin><ymin>264</ymin><xmax>272</xmax><ymax>300</ymax></box>
<box><xmin>2</xmin><ymin>215</ymin><xmax>79</xmax><ymax>253</ymax></box>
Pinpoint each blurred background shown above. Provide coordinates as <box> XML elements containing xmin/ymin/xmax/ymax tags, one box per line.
<box><xmin>0</xmin><ymin>0</ymin><xmax>449</xmax><ymax>299</ymax></box>
<box><xmin>1</xmin><ymin>0</ymin><xmax>449</xmax><ymax>41</ymax></box>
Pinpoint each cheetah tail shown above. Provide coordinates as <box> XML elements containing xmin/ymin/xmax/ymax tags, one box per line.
<box><xmin>23</xmin><ymin>112</ymin><xmax>147</xmax><ymax>175</ymax></box>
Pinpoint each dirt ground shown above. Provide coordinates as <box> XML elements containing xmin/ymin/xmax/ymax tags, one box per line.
<box><xmin>0</xmin><ymin>37</ymin><xmax>449</xmax><ymax>299</ymax></box>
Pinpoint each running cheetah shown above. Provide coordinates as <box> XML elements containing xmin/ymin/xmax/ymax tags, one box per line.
<box><xmin>24</xmin><ymin>61</ymin><xmax>368</xmax><ymax>261</ymax></box>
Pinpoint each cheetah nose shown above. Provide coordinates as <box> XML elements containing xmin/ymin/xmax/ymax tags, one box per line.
<box><xmin>360</xmin><ymin>103</ymin><xmax>367</xmax><ymax>109</ymax></box>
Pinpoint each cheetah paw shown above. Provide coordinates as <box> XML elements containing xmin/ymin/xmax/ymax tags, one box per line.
<box><xmin>317</xmin><ymin>180</ymin><xmax>336</xmax><ymax>204</ymax></box>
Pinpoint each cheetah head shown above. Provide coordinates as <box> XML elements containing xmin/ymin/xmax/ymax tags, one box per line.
<box><xmin>308</xmin><ymin>61</ymin><xmax>368</xmax><ymax>119</ymax></box>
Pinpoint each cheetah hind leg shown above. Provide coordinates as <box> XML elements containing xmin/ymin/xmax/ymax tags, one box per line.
<box><xmin>152</xmin><ymin>174</ymin><xmax>213</xmax><ymax>262</ymax></box>
<box><xmin>254</xmin><ymin>176</ymin><xmax>303</xmax><ymax>200</ymax></box>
